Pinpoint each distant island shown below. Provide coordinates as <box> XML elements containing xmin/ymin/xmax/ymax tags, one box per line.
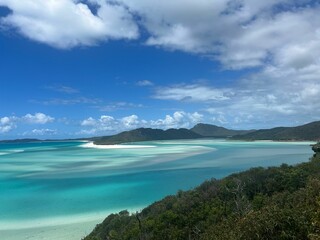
<box><xmin>91</xmin><ymin>123</ymin><xmax>254</xmax><ymax>145</ymax></box>
<box><xmin>1</xmin><ymin>121</ymin><xmax>320</xmax><ymax>144</ymax></box>
<box><xmin>93</xmin><ymin>128</ymin><xmax>202</xmax><ymax>145</ymax></box>
<box><xmin>93</xmin><ymin>121</ymin><xmax>320</xmax><ymax>145</ymax></box>
<box><xmin>190</xmin><ymin>123</ymin><xmax>253</xmax><ymax>137</ymax></box>
<box><xmin>83</xmin><ymin>143</ymin><xmax>320</xmax><ymax>239</ymax></box>
<box><xmin>231</xmin><ymin>120</ymin><xmax>320</xmax><ymax>141</ymax></box>
<box><xmin>0</xmin><ymin>138</ymin><xmax>41</xmax><ymax>144</ymax></box>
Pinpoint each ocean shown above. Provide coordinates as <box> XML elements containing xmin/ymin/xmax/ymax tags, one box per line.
<box><xmin>0</xmin><ymin>139</ymin><xmax>315</xmax><ymax>239</ymax></box>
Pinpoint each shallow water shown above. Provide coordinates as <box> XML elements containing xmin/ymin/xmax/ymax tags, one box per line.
<box><xmin>0</xmin><ymin>139</ymin><xmax>315</xmax><ymax>239</ymax></box>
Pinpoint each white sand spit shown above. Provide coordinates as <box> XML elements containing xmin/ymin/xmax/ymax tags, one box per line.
<box><xmin>81</xmin><ymin>142</ymin><xmax>156</xmax><ymax>149</ymax></box>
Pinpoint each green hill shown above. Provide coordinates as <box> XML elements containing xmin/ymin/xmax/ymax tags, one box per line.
<box><xmin>83</xmin><ymin>143</ymin><xmax>320</xmax><ymax>240</ymax></box>
<box><xmin>94</xmin><ymin>128</ymin><xmax>202</xmax><ymax>145</ymax></box>
<box><xmin>231</xmin><ymin>121</ymin><xmax>320</xmax><ymax>141</ymax></box>
<box><xmin>191</xmin><ymin>123</ymin><xmax>253</xmax><ymax>137</ymax></box>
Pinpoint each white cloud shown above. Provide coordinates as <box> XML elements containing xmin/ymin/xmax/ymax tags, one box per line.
<box><xmin>217</xmin><ymin>7</ymin><xmax>320</xmax><ymax>69</ymax></box>
<box><xmin>98</xmin><ymin>115</ymin><xmax>117</xmax><ymax>131</ymax></box>
<box><xmin>150</xmin><ymin>111</ymin><xmax>203</xmax><ymax>129</ymax></box>
<box><xmin>0</xmin><ymin>116</ymin><xmax>11</xmax><ymax>125</ymax></box>
<box><xmin>212</xmin><ymin>115</ymin><xmax>228</xmax><ymax>125</ymax></box>
<box><xmin>23</xmin><ymin>113</ymin><xmax>54</xmax><ymax>124</ymax></box>
<box><xmin>0</xmin><ymin>114</ymin><xmax>55</xmax><ymax>135</ymax></box>
<box><xmin>0</xmin><ymin>116</ymin><xmax>17</xmax><ymax>133</ymax></box>
<box><xmin>78</xmin><ymin>111</ymin><xmax>203</xmax><ymax>135</ymax></box>
<box><xmin>121</xmin><ymin>115</ymin><xmax>139</xmax><ymax>128</ymax></box>
<box><xmin>97</xmin><ymin>102</ymin><xmax>144</xmax><ymax>112</ymax></box>
<box><xmin>154</xmin><ymin>73</ymin><xmax>320</xmax><ymax>129</ymax></box>
<box><xmin>79</xmin><ymin>115</ymin><xmax>117</xmax><ymax>134</ymax></box>
<box><xmin>188</xmin><ymin>112</ymin><xmax>203</xmax><ymax>123</ymax></box>
<box><xmin>0</xmin><ymin>125</ymin><xmax>13</xmax><ymax>133</ymax></box>
<box><xmin>0</xmin><ymin>0</ymin><xmax>138</xmax><ymax>48</ymax></box>
<box><xmin>1</xmin><ymin>1</ymin><xmax>319</xmax><ymax>78</ymax></box>
<box><xmin>136</xmin><ymin>80</ymin><xmax>154</xmax><ymax>86</ymax></box>
<box><xmin>100</xmin><ymin>115</ymin><xmax>115</xmax><ymax>123</ymax></box>
<box><xmin>23</xmin><ymin>128</ymin><xmax>57</xmax><ymax>136</ymax></box>
<box><xmin>0</xmin><ymin>1</ymin><xmax>319</xmax><ymax>129</ymax></box>
<box><xmin>81</xmin><ymin>117</ymin><xmax>97</xmax><ymax>127</ymax></box>
<box><xmin>77</xmin><ymin>128</ymin><xmax>98</xmax><ymax>135</ymax></box>
<box><xmin>36</xmin><ymin>97</ymin><xmax>102</xmax><ymax>105</ymax></box>
<box><xmin>154</xmin><ymin>84</ymin><xmax>231</xmax><ymax>102</ymax></box>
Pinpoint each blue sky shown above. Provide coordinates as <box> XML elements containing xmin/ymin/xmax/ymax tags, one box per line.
<box><xmin>0</xmin><ymin>0</ymin><xmax>319</xmax><ymax>139</ymax></box>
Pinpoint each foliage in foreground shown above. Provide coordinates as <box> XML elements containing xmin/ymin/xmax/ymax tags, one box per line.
<box><xmin>84</xmin><ymin>143</ymin><xmax>320</xmax><ymax>240</ymax></box>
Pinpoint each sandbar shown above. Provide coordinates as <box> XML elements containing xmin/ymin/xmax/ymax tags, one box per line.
<box><xmin>81</xmin><ymin>142</ymin><xmax>156</xmax><ymax>149</ymax></box>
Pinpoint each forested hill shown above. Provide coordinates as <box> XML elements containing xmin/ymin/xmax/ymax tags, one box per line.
<box><xmin>231</xmin><ymin>121</ymin><xmax>320</xmax><ymax>141</ymax></box>
<box><xmin>83</xmin><ymin>143</ymin><xmax>320</xmax><ymax>240</ymax></box>
<box><xmin>93</xmin><ymin>128</ymin><xmax>202</xmax><ymax>145</ymax></box>
<box><xmin>93</xmin><ymin>120</ymin><xmax>320</xmax><ymax>145</ymax></box>
<box><xmin>190</xmin><ymin>123</ymin><xmax>252</xmax><ymax>137</ymax></box>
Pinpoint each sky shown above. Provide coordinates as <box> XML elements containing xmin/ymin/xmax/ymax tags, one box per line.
<box><xmin>0</xmin><ymin>0</ymin><xmax>319</xmax><ymax>139</ymax></box>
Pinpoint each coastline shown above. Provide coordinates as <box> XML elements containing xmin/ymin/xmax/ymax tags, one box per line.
<box><xmin>227</xmin><ymin>139</ymin><xmax>317</xmax><ymax>144</ymax></box>
<box><xmin>81</xmin><ymin>141</ymin><xmax>156</xmax><ymax>149</ymax></box>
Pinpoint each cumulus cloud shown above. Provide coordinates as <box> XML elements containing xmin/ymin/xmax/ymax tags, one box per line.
<box><xmin>150</xmin><ymin>111</ymin><xmax>203</xmax><ymax>129</ymax></box>
<box><xmin>80</xmin><ymin>115</ymin><xmax>117</xmax><ymax>134</ymax></box>
<box><xmin>0</xmin><ymin>0</ymin><xmax>138</xmax><ymax>48</ymax></box>
<box><xmin>111</xmin><ymin>0</ymin><xmax>320</xmax><ymax>70</ymax></box>
<box><xmin>121</xmin><ymin>115</ymin><xmax>140</xmax><ymax>128</ymax></box>
<box><xmin>0</xmin><ymin>116</ymin><xmax>11</xmax><ymax>125</ymax></box>
<box><xmin>0</xmin><ymin>125</ymin><xmax>13</xmax><ymax>133</ymax></box>
<box><xmin>23</xmin><ymin>113</ymin><xmax>54</xmax><ymax>124</ymax></box>
<box><xmin>79</xmin><ymin>111</ymin><xmax>203</xmax><ymax>135</ymax></box>
<box><xmin>81</xmin><ymin>117</ymin><xmax>97</xmax><ymax>127</ymax></box>
<box><xmin>0</xmin><ymin>113</ymin><xmax>56</xmax><ymax>134</ymax></box>
<box><xmin>154</xmin><ymin>74</ymin><xmax>320</xmax><ymax>129</ymax></box>
<box><xmin>1</xmin><ymin>1</ymin><xmax>319</xmax><ymax>77</ymax></box>
<box><xmin>1</xmin><ymin>1</ymin><xmax>319</xmax><ymax>129</ymax></box>
<box><xmin>0</xmin><ymin>116</ymin><xmax>17</xmax><ymax>133</ymax></box>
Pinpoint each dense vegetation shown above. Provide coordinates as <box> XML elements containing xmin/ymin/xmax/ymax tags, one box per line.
<box><xmin>93</xmin><ymin>121</ymin><xmax>320</xmax><ymax>145</ymax></box>
<box><xmin>93</xmin><ymin>128</ymin><xmax>202</xmax><ymax>145</ymax></box>
<box><xmin>83</xmin><ymin>143</ymin><xmax>320</xmax><ymax>240</ymax></box>
<box><xmin>232</xmin><ymin>121</ymin><xmax>320</xmax><ymax>141</ymax></box>
<box><xmin>190</xmin><ymin>123</ymin><xmax>252</xmax><ymax>137</ymax></box>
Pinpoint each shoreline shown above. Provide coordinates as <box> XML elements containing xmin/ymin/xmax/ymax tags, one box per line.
<box><xmin>81</xmin><ymin>141</ymin><xmax>156</xmax><ymax>149</ymax></box>
<box><xmin>226</xmin><ymin>139</ymin><xmax>317</xmax><ymax>144</ymax></box>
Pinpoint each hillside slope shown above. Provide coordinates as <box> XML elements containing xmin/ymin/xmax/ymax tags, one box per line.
<box><xmin>83</xmin><ymin>143</ymin><xmax>320</xmax><ymax>240</ymax></box>
<box><xmin>232</xmin><ymin>121</ymin><xmax>320</xmax><ymax>141</ymax></box>
<box><xmin>94</xmin><ymin>128</ymin><xmax>202</xmax><ymax>145</ymax></box>
<box><xmin>190</xmin><ymin>123</ymin><xmax>252</xmax><ymax>137</ymax></box>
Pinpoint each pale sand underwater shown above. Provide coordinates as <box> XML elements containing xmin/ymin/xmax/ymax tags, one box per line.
<box><xmin>1</xmin><ymin>220</ymin><xmax>98</xmax><ymax>240</ymax></box>
<box><xmin>0</xmin><ymin>207</ymin><xmax>142</xmax><ymax>240</ymax></box>
<box><xmin>0</xmin><ymin>140</ymin><xmax>315</xmax><ymax>240</ymax></box>
<box><xmin>81</xmin><ymin>141</ymin><xmax>156</xmax><ymax>149</ymax></box>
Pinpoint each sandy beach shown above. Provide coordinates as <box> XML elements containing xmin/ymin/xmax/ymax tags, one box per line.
<box><xmin>81</xmin><ymin>141</ymin><xmax>156</xmax><ymax>149</ymax></box>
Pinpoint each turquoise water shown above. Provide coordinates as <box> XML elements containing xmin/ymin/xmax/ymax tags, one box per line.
<box><xmin>0</xmin><ymin>139</ymin><xmax>314</xmax><ymax>236</ymax></box>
